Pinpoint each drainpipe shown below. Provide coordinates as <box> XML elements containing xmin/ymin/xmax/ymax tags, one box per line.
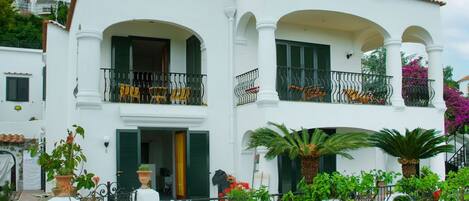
<box><xmin>224</xmin><ymin>6</ymin><xmax>237</xmax><ymax>176</ymax></box>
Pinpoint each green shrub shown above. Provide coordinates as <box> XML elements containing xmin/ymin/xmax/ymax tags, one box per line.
<box><xmin>395</xmin><ymin>167</ymin><xmax>441</xmax><ymax>201</ymax></box>
<box><xmin>226</xmin><ymin>186</ymin><xmax>270</xmax><ymax>201</ymax></box>
<box><xmin>0</xmin><ymin>182</ymin><xmax>12</xmax><ymax>201</ymax></box>
<box><xmin>439</xmin><ymin>167</ymin><xmax>469</xmax><ymax>201</ymax></box>
<box><xmin>393</xmin><ymin>195</ymin><xmax>413</xmax><ymax>201</ymax></box>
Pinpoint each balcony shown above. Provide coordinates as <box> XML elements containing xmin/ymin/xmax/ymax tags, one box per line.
<box><xmin>402</xmin><ymin>77</ymin><xmax>435</xmax><ymax>107</ymax></box>
<box><xmin>101</xmin><ymin>68</ymin><xmax>207</xmax><ymax>106</ymax></box>
<box><xmin>276</xmin><ymin>67</ymin><xmax>393</xmax><ymax>105</ymax></box>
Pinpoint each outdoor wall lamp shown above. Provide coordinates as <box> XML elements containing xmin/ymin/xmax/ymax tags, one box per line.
<box><xmin>103</xmin><ymin>136</ymin><xmax>110</xmax><ymax>151</ymax></box>
<box><xmin>346</xmin><ymin>50</ymin><xmax>354</xmax><ymax>59</ymax></box>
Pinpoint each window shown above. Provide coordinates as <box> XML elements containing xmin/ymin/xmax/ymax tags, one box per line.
<box><xmin>6</xmin><ymin>77</ymin><xmax>29</xmax><ymax>102</ymax></box>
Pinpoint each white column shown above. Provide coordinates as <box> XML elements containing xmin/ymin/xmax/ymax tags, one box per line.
<box><xmin>76</xmin><ymin>30</ymin><xmax>102</xmax><ymax>109</ymax></box>
<box><xmin>384</xmin><ymin>38</ymin><xmax>405</xmax><ymax>108</ymax></box>
<box><xmin>430</xmin><ymin>154</ymin><xmax>446</xmax><ymax>180</ymax></box>
<box><xmin>256</xmin><ymin>20</ymin><xmax>279</xmax><ymax>106</ymax></box>
<box><xmin>427</xmin><ymin>45</ymin><xmax>446</xmax><ymax>110</ymax></box>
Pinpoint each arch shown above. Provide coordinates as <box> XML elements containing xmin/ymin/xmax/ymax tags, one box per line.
<box><xmin>236</xmin><ymin>11</ymin><xmax>256</xmax><ymax>43</ymax></box>
<box><xmin>276</xmin><ymin>10</ymin><xmax>391</xmax><ymax>39</ymax></box>
<box><xmin>401</xmin><ymin>26</ymin><xmax>434</xmax><ymax>46</ymax></box>
<box><xmin>241</xmin><ymin>130</ymin><xmax>254</xmax><ymax>151</ymax></box>
<box><xmin>0</xmin><ymin>150</ymin><xmax>17</xmax><ymax>190</ymax></box>
<box><xmin>102</xmin><ymin>19</ymin><xmax>206</xmax><ymax>45</ymax></box>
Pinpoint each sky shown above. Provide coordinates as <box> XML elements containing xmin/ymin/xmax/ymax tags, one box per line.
<box><xmin>402</xmin><ymin>0</ymin><xmax>469</xmax><ymax>81</ymax></box>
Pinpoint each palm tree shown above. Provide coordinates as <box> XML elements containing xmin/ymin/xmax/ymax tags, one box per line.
<box><xmin>247</xmin><ymin>122</ymin><xmax>370</xmax><ymax>184</ymax></box>
<box><xmin>369</xmin><ymin>128</ymin><xmax>453</xmax><ymax>178</ymax></box>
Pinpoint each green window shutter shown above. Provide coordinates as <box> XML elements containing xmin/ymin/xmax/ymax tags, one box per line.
<box><xmin>186</xmin><ymin>35</ymin><xmax>201</xmax><ymax>75</ymax></box>
<box><xmin>276</xmin><ymin>43</ymin><xmax>288</xmax><ymax>100</ymax></box>
<box><xmin>116</xmin><ymin>129</ymin><xmax>141</xmax><ymax>191</ymax></box>
<box><xmin>17</xmin><ymin>78</ymin><xmax>29</xmax><ymax>101</ymax></box>
<box><xmin>6</xmin><ymin>77</ymin><xmax>29</xmax><ymax>102</ymax></box>
<box><xmin>42</xmin><ymin>67</ymin><xmax>46</xmax><ymax>101</ymax></box>
<box><xmin>186</xmin><ymin>36</ymin><xmax>202</xmax><ymax>104</ymax></box>
<box><xmin>112</xmin><ymin>36</ymin><xmax>131</xmax><ymax>74</ymax></box>
<box><xmin>6</xmin><ymin>77</ymin><xmax>17</xmax><ymax>101</ymax></box>
<box><xmin>186</xmin><ymin>131</ymin><xmax>210</xmax><ymax>198</ymax></box>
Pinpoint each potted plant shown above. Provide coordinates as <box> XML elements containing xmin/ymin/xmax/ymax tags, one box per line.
<box><xmin>369</xmin><ymin>128</ymin><xmax>453</xmax><ymax>178</ymax></box>
<box><xmin>29</xmin><ymin>125</ymin><xmax>95</xmax><ymax>197</ymax></box>
<box><xmin>248</xmin><ymin>122</ymin><xmax>369</xmax><ymax>184</ymax></box>
<box><xmin>137</xmin><ymin>164</ymin><xmax>152</xmax><ymax>189</ymax></box>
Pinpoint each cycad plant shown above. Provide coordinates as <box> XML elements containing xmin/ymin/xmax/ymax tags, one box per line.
<box><xmin>247</xmin><ymin>122</ymin><xmax>369</xmax><ymax>184</ymax></box>
<box><xmin>369</xmin><ymin>128</ymin><xmax>453</xmax><ymax>178</ymax></box>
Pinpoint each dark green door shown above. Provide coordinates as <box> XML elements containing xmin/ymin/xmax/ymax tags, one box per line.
<box><xmin>111</xmin><ymin>36</ymin><xmax>131</xmax><ymax>101</ymax></box>
<box><xmin>186</xmin><ymin>131</ymin><xmax>210</xmax><ymax>198</ymax></box>
<box><xmin>276</xmin><ymin>40</ymin><xmax>331</xmax><ymax>102</ymax></box>
<box><xmin>278</xmin><ymin>129</ymin><xmax>336</xmax><ymax>193</ymax></box>
<box><xmin>116</xmin><ymin>129</ymin><xmax>141</xmax><ymax>191</ymax></box>
<box><xmin>186</xmin><ymin>35</ymin><xmax>202</xmax><ymax>105</ymax></box>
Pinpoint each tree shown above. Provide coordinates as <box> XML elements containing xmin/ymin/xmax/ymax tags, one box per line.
<box><xmin>369</xmin><ymin>128</ymin><xmax>453</xmax><ymax>178</ymax></box>
<box><xmin>361</xmin><ymin>48</ymin><xmax>414</xmax><ymax>75</ymax></box>
<box><xmin>443</xmin><ymin>66</ymin><xmax>459</xmax><ymax>89</ymax></box>
<box><xmin>248</xmin><ymin>122</ymin><xmax>369</xmax><ymax>184</ymax></box>
<box><xmin>0</xmin><ymin>0</ymin><xmax>69</xmax><ymax>49</ymax></box>
<box><xmin>0</xmin><ymin>0</ymin><xmax>16</xmax><ymax>29</ymax></box>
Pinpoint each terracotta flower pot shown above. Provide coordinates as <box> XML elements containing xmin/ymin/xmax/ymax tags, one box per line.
<box><xmin>137</xmin><ymin>171</ymin><xmax>152</xmax><ymax>189</ymax></box>
<box><xmin>54</xmin><ymin>175</ymin><xmax>74</xmax><ymax>197</ymax></box>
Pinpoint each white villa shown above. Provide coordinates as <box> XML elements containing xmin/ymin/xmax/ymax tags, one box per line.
<box><xmin>0</xmin><ymin>46</ymin><xmax>45</xmax><ymax>191</ymax></box>
<box><xmin>36</xmin><ymin>0</ymin><xmax>450</xmax><ymax>199</ymax></box>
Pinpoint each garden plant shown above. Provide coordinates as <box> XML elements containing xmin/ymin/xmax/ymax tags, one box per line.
<box><xmin>248</xmin><ymin>122</ymin><xmax>369</xmax><ymax>184</ymax></box>
<box><xmin>369</xmin><ymin>128</ymin><xmax>453</xmax><ymax>178</ymax></box>
<box><xmin>29</xmin><ymin>125</ymin><xmax>95</xmax><ymax>196</ymax></box>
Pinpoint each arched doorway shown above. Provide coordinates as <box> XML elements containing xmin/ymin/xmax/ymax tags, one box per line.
<box><xmin>0</xmin><ymin>151</ymin><xmax>16</xmax><ymax>191</ymax></box>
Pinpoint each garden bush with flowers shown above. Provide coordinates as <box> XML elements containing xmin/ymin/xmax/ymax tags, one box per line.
<box><xmin>402</xmin><ymin>58</ymin><xmax>468</xmax><ymax>134</ymax></box>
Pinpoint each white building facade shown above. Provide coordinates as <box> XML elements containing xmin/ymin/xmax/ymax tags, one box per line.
<box><xmin>43</xmin><ymin>0</ymin><xmax>447</xmax><ymax>198</ymax></box>
<box><xmin>0</xmin><ymin>46</ymin><xmax>45</xmax><ymax>191</ymax></box>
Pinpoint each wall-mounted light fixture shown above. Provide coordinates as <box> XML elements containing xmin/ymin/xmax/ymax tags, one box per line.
<box><xmin>103</xmin><ymin>136</ymin><xmax>110</xmax><ymax>152</ymax></box>
<box><xmin>346</xmin><ymin>50</ymin><xmax>354</xmax><ymax>59</ymax></box>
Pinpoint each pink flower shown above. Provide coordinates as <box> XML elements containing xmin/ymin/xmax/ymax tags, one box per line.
<box><xmin>92</xmin><ymin>175</ymin><xmax>100</xmax><ymax>185</ymax></box>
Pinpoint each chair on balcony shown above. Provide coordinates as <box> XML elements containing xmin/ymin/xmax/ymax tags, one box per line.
<box><xmin>170</xmin><ymin>87</ymin><xmax>191</xmax><ymax>105</ymax></box>
<box><xmin>149</xmin><ymin>87</ymin><xmax>168</xmax><ymax>104</ymax></box>
<box><xmin>343</xmin><ymin>89</ymin><xmax>373</xmax><ymax>104</ymax></box>
<box><xmin>288</xmin><ymin>85</ymin><xmax>327</xmax><ymax>101</ymax></box>
<box><xmin>119</xmin><ymin>84</ymin><xmax>131</xmax><ymax>102</ymax></box>
<box><xmin>129</xmin><ymin>86</ymin><xmax>141</xmax><ymax>103</ymax></box>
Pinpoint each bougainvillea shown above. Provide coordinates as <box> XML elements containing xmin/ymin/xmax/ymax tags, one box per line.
<box><xmin>444</xmin><ymin>86</ymin><xmax>469</xmax><ymax>134</ymax></box>
<box><xmin>402</xmin><ymin>59</ymin><xmax>469</xmax><ymax>134</ymax></box>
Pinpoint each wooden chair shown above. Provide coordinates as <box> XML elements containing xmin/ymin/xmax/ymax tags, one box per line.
<box><xmin>119</xmin><ymin>84</ymin><xmax>131</xmax><ymax>102</ymax></box>
<box><xmin>129</xmin><ymin>86</ymin><xmax>141</xmax><ymax>103</ymax></box>
<box><xmin>171</xmin><ymin>87</ymin><xmax>191</xmax><ymax>104</ymax></box>
<box><xmin>289</xmin><ymin>85</ymin><xmax>326</xmax><ymax>101</ymax></box>
<box><xmin>343</xmin><ymin>89</ymin><xmax>373</xmax><ymax>104</ymax></box>
<box><xmin>149</xmin><ymin>87</ymin><xmax>168</xmax><ymax>104</ymax></box>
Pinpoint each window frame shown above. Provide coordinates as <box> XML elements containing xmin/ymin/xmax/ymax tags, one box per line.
<box><xmin>6</xmin><ymin>76</ymin><xmax>30</xmax><ymax>102</ymax></box>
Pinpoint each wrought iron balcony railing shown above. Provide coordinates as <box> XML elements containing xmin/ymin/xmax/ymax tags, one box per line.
<box><xmin>277</xmin><ymin>66</ymin><xmax>393</xmax><ymax>105</ymax></box>
<box><xmin>101</xmin><ymin>68</ymin><xmax>207</xmax><ymax>105</ymax></box>
<box><xmin>234</xmin><ymin>68</ymin><xmax>259</xmax><ymax>105</ymax></box>
<box><xmin>402</xmin><ymin>77</ymin><xmax>435</xmax><ymax>107</ymax></box>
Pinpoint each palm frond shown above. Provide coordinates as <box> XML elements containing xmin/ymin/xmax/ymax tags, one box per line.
<box><xmin>369</xmin><ymin>128</ymin><xmax>454</xmax><ymax>160</ymax></box>
<box><xmin>248</xmin><ymin>122</ymin><xmax>370</xmax><ymax>160</ymax></box>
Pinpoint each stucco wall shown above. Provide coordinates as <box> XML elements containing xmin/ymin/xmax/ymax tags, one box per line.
<box><xmin>43</xmin><ymin>0</ymin><xmax>446</xmax><ymax>196</ymax></box>
<box><xmin>0</xmin><ymin>47</ymin><xmax>44</xmax><ymax>122</ymax></box>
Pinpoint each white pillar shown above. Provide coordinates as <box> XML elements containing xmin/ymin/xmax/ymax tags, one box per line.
<box><xmin>76</xmin><ymin>30</ymin><xmax>102</xmax><ymax>109</ymax></box>
<box><xmin>256</xmin><ymin>20</ymin><xmax>279</xmax><ymax>106</ymax></box>
<box><xmin>384</xmin><ymin>38</ymin><xmax>405</xmax><ymax>108</ymax></box>
<box><xmin>430</xmin><ymin>154</ymin><xmax>446</xmax><ymax>180</ymax></box>
<box><xmin>427</xmin><ymin>45</ymin><xmax>446</xmax><ymax>110</ymax></box>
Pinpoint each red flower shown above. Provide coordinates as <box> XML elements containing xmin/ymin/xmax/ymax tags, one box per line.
<box><xmin>66</xmin><ymin>133</ymin><xmax>74</xmax><ymax>144</ymax></box>
<box><xmin>433</xmin><ymin>189</ymin><xmax>441</xmax><ymax>201</ymax></box>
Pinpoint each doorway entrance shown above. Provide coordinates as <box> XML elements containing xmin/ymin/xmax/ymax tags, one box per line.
<box><xmin>116</xmin><ymin>129</ymin><xmax>210</xmax><ymax>199</ymax></box>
